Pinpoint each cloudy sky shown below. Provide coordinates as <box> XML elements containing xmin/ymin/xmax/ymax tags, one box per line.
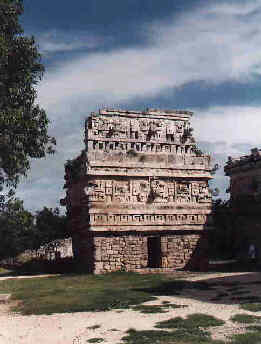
<box><xmin>16</xmin><ymin>0</ymin><xmax>261</xmax><ymax>213</ymax></box>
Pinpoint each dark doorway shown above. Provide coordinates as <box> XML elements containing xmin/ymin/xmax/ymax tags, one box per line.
<box><xmin>147</xmin><ymin>237</ymin><xmax>161</xmax><ymax>268</ymax></box>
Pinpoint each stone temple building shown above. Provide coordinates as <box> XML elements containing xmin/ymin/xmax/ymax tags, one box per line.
<box><xmin>60</xmin><ymin>109</ymin><xmax>213</xmax><ymax>273</ymax></box>
<box><xmin>225</xmin><ymin>148</ymin><xmax>261</xmax><ymax>260</ymax></box>
<box><xmin>225</xmin><ymin>148</ymin><xmax>261</xmax><ymax>206</ymax></box>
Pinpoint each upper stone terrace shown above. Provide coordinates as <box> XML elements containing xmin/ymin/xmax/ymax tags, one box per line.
<box><xmin>84</xmin><ymin>108</ymin><xmax>211</xmax><ymax>176</ymax></box>
<box><xmin>225</xmin><ymin>148</ymin><xmax>261</xmax><ymax>175</ymax></box>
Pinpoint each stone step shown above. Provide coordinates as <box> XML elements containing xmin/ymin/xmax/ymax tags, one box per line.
<box><xmin>0</xmin><ymin>294</ymin><xmax>11</xmax><ymax>304</ymax></box>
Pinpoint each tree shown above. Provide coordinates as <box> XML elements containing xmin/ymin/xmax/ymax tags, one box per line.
<box><xmin>0</xmin><ymin>197</ymin><xmax>34</xmax><ymax>260</ymax></box>
<box><xmin>32</xmin><ymin>207</ymin><xmax>69</xmax><ymax>253</ymax></box>
<box><xmin>0</xmin><ymin>203</ymin><xmax>69</xmax><ymax>261</ymax></box>
<box><xmin>0</xmin><ymin>0</ymin><xmax>55</xmax><ymax>194</ymax></box>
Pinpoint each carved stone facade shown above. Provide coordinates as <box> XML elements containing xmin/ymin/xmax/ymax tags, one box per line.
<box><xmin>61</xmin><ymin>109</ymin><xmax>213</xmax><ymax>273</ymax></box>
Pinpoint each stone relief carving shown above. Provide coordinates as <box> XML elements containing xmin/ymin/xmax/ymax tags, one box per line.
<box><xmin>176</xmin><ymin>182</ymin><xmax>191</xmax><ymax>203</ymax></box>
<box><xmin>87</xmin><ymin>115</ymin><xmax>189</xmax><ymax>145</ymax></box>
<box><xmin>89</xmin><ymin>213</ymin><xmax>207</xmax><ymax>225</ymax></box>
<box><xmin>83</xmin><ymin>178</ymin><xmax>211</xmax><ymax>204</ymax></box>
<box><xmin>191</xmin><ymin>182</ymin><xmax>212</xmax><ymax>203</ymax></box>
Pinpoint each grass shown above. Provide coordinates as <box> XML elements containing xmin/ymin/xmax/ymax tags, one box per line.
<box><xmin>248</xmin><ymin>326</ymin><xmax>261</xmax><ymax>332</ymax></box>
<box><xmin>134</xmin><ymin>279</ymin><xmax>213</xmax><ymax>296</ymax></box>
<box><xmin>121</xmin><ymin>319</ymin><xmax>261</xmax><ymax>344</ymax></box>
<box><xmin>132</xmin><ymin>303</ymin><xmax>187</xmax><ymax>314</ymax></box>
<box><xmin>121</xmin><ymin>328</ymin><xmax>222</xmax><ymax>344</ymax></box>
<box><xmin>87</xmin><ymin>324</ymin><xmax>101</xmax><ymax>330</ymax></box>
<box><xmin>132</xmin><ymin>305</ymin><xmax>168</xmax><ymax>314</ymax></box>
<box><xmin>2</xmin><ymin>268</ymin><xmax>261</xmax><ymax>344</ymax></box>
<box><xmin>4</xmin><ymin>269</ymin><xmax>261</xmax><ymax>343</ymax></box>
<box><xmin>0</xmin><ymin>271</ymin><xmax>216</xmax><ymax>315</ymax></box>
<box><xmin>230</xmin><ymin>331</ymin><xmax>261</xmax><ymax>344</ymax></box>
<box><xmin>122</xmin><ymin>328</ymin><xmax>184</xmax><ymax>344</ymax></box>
<box><xmin>0</xmin><ymin>271</ymin><xmax>208</xmax><ymax>315</ymax></box>
<box><xmin>0</xmin><ymin>272</ymin><xmax>167</xmax><ymax>315</ymax></box>
<box><xmin>121</xmin><ymin>313</ymin><xmax>226</xmax><ymax>344</ymax></box>
<box><xmin>240</xmin><ymin>303</ymin><xmax>261</xmax><ymax>312</ymax></box>
<box><xmin>125</xmin><ymin>314</ymin><xmax>225</xmax><ymax>344</ymax></box>
<box><xmin>231</xmin><ymin>314</ymin><xmax>261</xmax><ymax>324</ymax></box>
<box><xmin>226</xmin><ymin>315</ymin><xmax>261</xmax><ymax>344</ymax></box>
<box><xmin>87</xmin><ymin>338</ymin><xmax>104</xmax><ymax>343</ymax></box>
<box><xmin>155</xmin><ymin>313</ymin><xmax>225</xmax><ymax>329</ymax></box>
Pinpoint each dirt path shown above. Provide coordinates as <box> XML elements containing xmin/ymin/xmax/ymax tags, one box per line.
<box><xmin>0</xmin><ymin>274</ymin><xmax>60</xmax><ymax>281</ymax></box>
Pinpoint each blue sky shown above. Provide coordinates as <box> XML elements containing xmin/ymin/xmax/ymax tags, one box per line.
<box><xmin>16</xmin><ymin>0</ymin><xmax>261</xmax><ymax>213</ymax></box>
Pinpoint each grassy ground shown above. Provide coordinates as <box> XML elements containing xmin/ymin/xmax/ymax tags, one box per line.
<box><xmin>0</xmin><ymin>270</ymin><xmax>221</xmax><ymax>315</ymax></box>
<box><xmin>132</xmin><ymin>303</ymin><xmax>187</xmax><ymax>314</ymax></box>
<box><xmin>231</xmin><ymin>314</ymin><xmax>261</xmax><ymax>324</ymax></box>
<box><xmin>121</xmin><ymin>313</ymin><xmax>226</xmax><ymax>344</ymax></box>
<box><xmin>1</xmin><ymin>271</ymin><xmax>209</xmax><ymax>315</ymax></box>
<box><xmin>0</xmin><ymin>270</ymin><xmax>261</xmax><ymax>315</ymax></box>
<box><xmin>121</xmin><ymin>313</ymin><xmax>261</xmax><ymax>344</ymax></box>
<box><xmin>0</xmin><ymin>272</ymin><xmax>168</xmax><ymax>314</ymax></box>
<box><xmin>1</xmin><ymin>271</ymin><xmax>261</xmax><ymax>343</ymax></box>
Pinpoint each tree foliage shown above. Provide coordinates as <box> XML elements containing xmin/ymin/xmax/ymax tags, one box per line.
<box><xmin>0</xmin><ymin>0</ymin><xmax>55</xmax><ymax>192</ymax></box>
<box><xmin>0</xmin><ymin>197</ymin><xmax>34</xmax><ymax>259</ymax></box>
<box><xmin>32</xmin><ymin>207</ymin><xmax>69</xmax><ymax>252</ymax></box>
<box><xmin>0</xmin><ymin>202</ymin><xmax>69</xmax><ymax>260</ymax></box>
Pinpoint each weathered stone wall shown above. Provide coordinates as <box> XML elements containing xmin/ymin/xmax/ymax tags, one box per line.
<box><xmin>73</xmin><ymin>231</ymin><xmax>208</xmax><ymax>274</ymax></box>
<box><xmin>94</xmin><ymin>234</ymin><xmax>147</xmax><ymax>273</ymax></box>
<box><xmin>161</xmin><ymin>233</ymin><xmax>206</xmax><ymax>269</ymax></box>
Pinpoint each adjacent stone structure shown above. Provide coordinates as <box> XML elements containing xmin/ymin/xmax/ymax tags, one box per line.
<box><xmin>61</xmin><ymin>109</ymin><xmax>213</xmax><ymax>273</ymax></box>
<box><xmin>225</xmin><ymin>148</ymin><xmax>261</xmax><ymax>261</ymax></box>
<box><xmin>225</xmin><ymin>148</ymin><xmax>261</xmax><ymax>206</ymax></box>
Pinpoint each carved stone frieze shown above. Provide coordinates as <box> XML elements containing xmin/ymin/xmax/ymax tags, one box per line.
<box><xmin>83</xmin><ymin>178</ymin><xmax>211</xmax><ymax>205</ymax></box>
<box><xmin>87</xmin><ymin>115</ymin><xmax>188</xmax><ymax>144</ymax></box>
<box><xmin>88</xmin><ymin>213</ymin><xmax>208</xmax><ymax>226</ymax></box>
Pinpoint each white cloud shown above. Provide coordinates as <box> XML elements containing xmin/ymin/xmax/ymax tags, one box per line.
<box><xmin>208</xmin><ymin>1</ymin><xmax>261</xmax><ymax>15</ymax></box>
<box><xmin>192</xmin><ymin>106</ymin><xmax>261</xmax><ymax>152</ymax></box>
<box><xmin>192</xmin><ymin>105</ymin><xmax>261</xmax><ymax>199</ymax></box>
<box><xmin>38</xmin><ymin>0</ymin><xmax>261</xmax><ymax>112</ymax></box>
<box><xmin>18</xmin><ymin>0</ymin><xmax>261</xmax><ymax>211</ymax></box>
<box><xmin>37</xmin><ymin>30</ymin><xmax>103</xmax><ymax>55</ymax></box>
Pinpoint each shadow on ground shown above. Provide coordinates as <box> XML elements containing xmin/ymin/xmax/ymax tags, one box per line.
<box><xmin>133</xmin><ymin>271</ymin><xmax>261</xmax><ymax>306</ymax></box>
